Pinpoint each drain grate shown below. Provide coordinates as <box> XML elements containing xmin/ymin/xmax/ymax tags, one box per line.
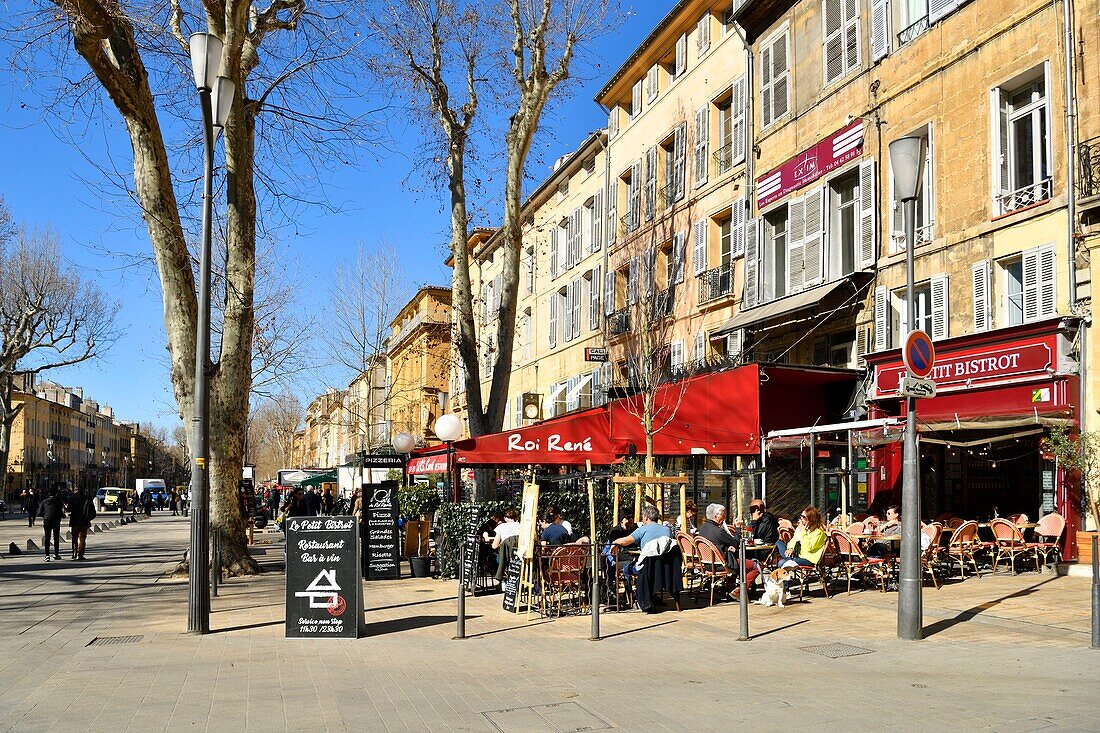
<box><xmin>800</xmin><ymin>642</ymin><xmax>874</xmax><ymax>658</ymax></box>
<box><xmin>87</xmin><ymin>635</ymin><xmax>144</xmax><ymax>647</ymax></box>
<box><xmin>483</xmin><ymin>702</ymin><xmax>611</xmax><ymax>733</ymax></box>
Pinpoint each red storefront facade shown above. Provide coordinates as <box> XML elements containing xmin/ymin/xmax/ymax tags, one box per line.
<box><xmin>865</xmin><ymin>317</ymin><xmax>1082</xmax><ymax>558</ymax></box>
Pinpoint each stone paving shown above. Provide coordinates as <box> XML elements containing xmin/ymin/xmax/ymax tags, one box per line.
<box><xmin>1</xmin><ymin>514</ymin><xmax>1098</xmax><ymax>733</ymax></box>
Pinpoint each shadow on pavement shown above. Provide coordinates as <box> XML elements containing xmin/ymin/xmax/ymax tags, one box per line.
<box><xmin>362</xmin><ymin>614</ymin><xmax>478</xmax><ymax>637</ymax></box>
<box><xmin>214</xmin><ymin>619</ymin><xmax>285</xmax><ymax>633</ymax></box>
<box><xmin>922</xmin><ymin>576</ymin><xmax>1058</xmax><ymax>637</ymax></box>
<box><xmin>466</xmin><ymin>619</ymin><xmax>554</xmax><ymax>639</ymax></box>
<box><xmin>599</xmin><ymin>619</ymin><xmax>677</xmax><ymax>639</ymax></box>
<box><xmin>748</xmin><ymin>618</ymin><xmax>811</xmax><ymax>639</ymax></box>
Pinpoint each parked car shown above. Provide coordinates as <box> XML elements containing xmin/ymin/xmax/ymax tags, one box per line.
<box><xmin>103</xmin><ymin>487</ymin><xmax>137</xmax><ymax>511</ymax></box>
<box><xmin>0</xmin><ymin>498</ymin><xmax>8</xmax><ymax>517</ymax></box>
<box><xmin>95</xmin><ymin>488</ymin><xmax>108</xmax><ymax>512</ymax></box>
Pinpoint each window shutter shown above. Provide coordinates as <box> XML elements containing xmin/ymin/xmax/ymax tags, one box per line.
<box><xmin>858</xmin><ymin>159</ymin><xmax>877</xmax><ymax>269</ymax></box>
<box><xmin>609</xmin><ymin>108</ymin><xmax>618</xmax><ymax>138</ymax></box>
<box><xmin>675</xmin><ymin>33</ymin><xmax>687</xmax><ymax>76</ymax></box>
<box><xmin>693</xmin><ymin>219</ymin><xmax>708</xmax><ymax>276</ymax></box>
<box><xmin>731</xmin><ymin>75</ymin><xmax>747</xmax><ymax>164</ymax></box>
<box><xmin>771</xmin><ymin>32</ymin><xmax>790</xmax><ymax>120</ymax></box>
<box><xmin>671</xmin><ymin>339</ymin><xmax>684</xmax><ymax>370</ymax></box>
<box><xmin>673</xmin><ymin>123</ymin><xmax>687</xmax><ymax>201</ymax></box>
<box><xmin>694</xmin><ymin>106</ymin><xmax>709</xmax><ymax>187</ymax></box>
<box><xmin>992</xmin><ymin>87</ymin><xmax>1011</xmax><ymax>207</ymax></box>
<box><xmin>871</xmin><ymin>0</ymin><xmax>889</xmax><ymax>61</ymax></box>
<box><xmin>855</xmin><ymin>325</ymin><xmax>869</xmax><ymax>367</ymax></box>
<box><xmin>607</xmin><ymin>187</ymin><xmax>617</xmax><ymax>248</ymax></box>
<box><xmin>628</xmin><ymin>257</ymin><xmax>638</xmax><ymax>305</ymax></box>
<box><xmin>550</xmin><ymin>228</ymin><xmax>559</xmax><ymax>279</ymax></box>
<box><xmin>787</xmin><ymin>196</ymin><xmax>806</xmax><ymax>292</ymax></box>
<box><xmin>673</xmin><ymin>230</ymin><xmax>687</xmax><ymax>284</ymax></box>
<box><xmin>931</xmin><ymin>274</ymin><xmax>949</xmax><ymax>339</ymax></box>
<box><xmin>813</xmin><ymin>336</ymin><xmax>829</xmax><ymax>365</ymax></box>
<box><xmin>549</xmin><ymin>293</ymin><xmax>558</xmax><ymax>347</ymax></box>
<box><xmin>972</xmin><ymin>260</ymin><xmax>991</xmax><ymax>332</ymax></box>
<box><xmin>873</xmin><ymin>285</ymin><xmax>889</xmax><ymax>351</ymax></box>
<box><xmin>844</xmin><ymin>0</ymin><xmax>860</xmax><ymax>74</ymax></box>
<box><xmin>632</xmin><ymin>80</ymin><xmax>643</xmax><ymax>118</ymax></box>
<box><xmin>1038</xmin><ymin>244</ymin><xmax>1057</xmax><ymax>318</ymax></box>
<box><xmin>731</xmin><ymin>199</ymin><xmax>746</xmax><ymax>257</ymax></box>
<box><xmin>590</xmin><ymin>266</ymin><xmax>601</xmax><ymax>329</ymax></box>
<box><xmin>563</xmin><ymin>286</ymin><xmax>573</xmax><ymax>341</ymax></box>
<box><xmin>929</xmin><ymin>0</ymin><xmax>960</xmax><ymax>24</ymax></box>
<box><xmin>645</xmin><ymin>248</ymin><xmax>657</xmax><ymax>299</ymax></box>
<box><xmin>697</xmin><ymin>16</ymin><xmax>711</xmax><ymax>56</ymax></box>
<box><xmin>743</xmin><ymin>217</ymin><xmax>760</xmax><ymax>308</ymax></box>
<box><xmin>572</xmin><ymin>208</ymin><xmax>582</xmax><ymax>266</ymax></box>
<box><xmin>694</xmin><ymin>331</ymin><xmax>706</xmax><ymax>362</ymax></box>
<box><xmin>592</xmin><ymin>189</ymin><xmax>603</xmax><ymax>252</ymax></box>
<box><xmin>824</xmin><ymin>0</ymin><xmax>845</xmax><ymax>85</ymax></box>
<box><xmin>803</xmin><ymin>185</ymin><xmax>826</xmax><ymax>285</ymax></box>
<box><xmin>645</xmin><ymin>146</ymin><xmax>657</xmax><ymax>221</ymax></box>
<box><xmin>603</xmin><ymin>269</ymin><xmax>615</xmax><ymax>316</ymax></box>
<box><xmin>727</xmin><ymin>330</ymin><xmax>743</xmax><ymax>358</ymax></box>
<box><xmin>647</xmin><ymin>65</ymin><xmax>659</xmax><ymax>101</ymax></box>
<box><xmin>760</xmin><ymin>43</ymin><xmax>773</xmax><ymax>128</ymax></box>
<box><xmin>572</xmin><ymin>279</ymin><xmax>582</xmax><ymax>339</ymax></box>
<box><xmin>629</xmin><ymin>160</ymin><xmax>641</xmax><ymax>231</ymax></box>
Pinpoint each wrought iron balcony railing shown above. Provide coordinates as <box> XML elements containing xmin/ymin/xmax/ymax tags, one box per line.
<box><xmin>1079</xmin><ymin>136</ymin><xmax>1100</xmax><ymax>199</ymax></box>
<box><xmin>652</xmin><ymin>288</ymin><xmax>674</xmax><ymax>319</ymax></box>
<box><xmin>897</xmin><ymin>14</ymin><xmax>929</xmax><ymax>46</ymax></box>
<box><xmin>713</xmin><ymin>144</ymin><xmax>733</xmax><ymax>175</ymax></box>
<box><xmin>996</xmin><ymin>178</ymin><xmax>1052</xmax><ymax>215</ymax></box>
<box><xmin>607</xmin><ymin>308</ymin><xmax>631</xmax><ymax>336</ymax></box>
<box><xmin>698</xmin><ymin>263</ymin><xmax>734</xmax><ymax>304</ymax></box>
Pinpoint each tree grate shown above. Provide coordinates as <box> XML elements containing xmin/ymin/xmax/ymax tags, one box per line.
<box><xmin>87</xmin><ymin>635</ymin><xmax>144</xmax><ymax>647</ymax></box>
<box><xmin>800</xmin><ymin>642</ymin><xmax>874</xmax><ymax>658</ymax></box>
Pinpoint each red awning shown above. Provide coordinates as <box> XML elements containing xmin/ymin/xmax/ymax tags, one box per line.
<box><xmin>454</xmin><ymin>406</ymin><xmax>616</xmax><ymax>465</ymax></box>
<box><xmin>406</xmin><ymin>453</ymin><xmax>450</xmax><ymax>474</ymax></box>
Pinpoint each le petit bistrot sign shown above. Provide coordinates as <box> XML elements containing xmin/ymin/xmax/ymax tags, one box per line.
<box><xmin>285</xmin><ymin>516</ymin><xmax>362</xmax><ymax>639</ymax></box>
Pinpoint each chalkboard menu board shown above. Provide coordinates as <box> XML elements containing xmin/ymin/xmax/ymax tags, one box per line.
<box><xmin>501</xmin><ymin>553</ymin><xmax>522</xmax><ymax>612</ymax></box>
<box><xmin>364</xmin><ymin>481</ymin><xmax>400</xmax><ymax>580</ymax></box>
<box><xmin>285</xmin><ymin>516</ymin><xmax>361</xmax><ymax>639</ymax></box>
<box><xmin>461</xmin><ymin>509</ymin><xmax>480</xmax><ymax>593</ymax></box>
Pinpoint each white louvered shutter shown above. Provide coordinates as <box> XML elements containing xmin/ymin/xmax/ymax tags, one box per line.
<box><xmin>609</xmin><ymin>108</ymin><xmax>618</xmax><ymax>138</ymax></box>
<box><xmin>647</xmin><ymin>65</ymin><xmax>659</xmax><ymax>101</ymax></box>
<box><xmin>572</xmin><ymin>279</ymin><xmax>582</xmax><ymax>339</ymax></box>
<box><xmin>695</xmin><ymin>106</ymin><xmax>709</xmax><ymax>187</ymax></box>
<box><xmin>675</xmin><ymin>34</ymin><xmax>687</xmax><ymax>77</ymax></box>
<box><xmin>629</xmin><ymin>160</ymin><xmax>641</xmax><ymax>231</ymax></box>
<box><xmin>697</xmin><ymin>16</ymin><xmax>711</xmax><ymax>56</ymax></box>
<box><xmin>731</xmin><ymin>75</ymin><xmax>747</xmax><ymax>164</ymax></box>
<box><xmin>673</xmin><ymin>230</ymin><xmax>686</xmax><ymax>284</ymax></box>
<box><xmin>694</xmin><ymin>331</ymin><xmax>706</xmax><ymax>362</ymax></box>
<box><xmin>873</xmin><ymin>286</ymin><xmax>889</xmax><ymax>351</ymax></box>
<box><xmin>693</xmin><ymin>219</ymin><xmax>708</xmax><ymax>276</ymax></box>
<box><xmin>992</xmin><ymin>87</ymin><xmax>1011</xmax><ymax>209</ymax></box>
<box><xmin>673</xmin><ymin>123</ymin><xmax>687</xmax><ymax>201</ymax></box>
<box><xmin>549</xmin><ymin>227</ymin><xmax>559</xmax><ymax>279</ymax></box>
<box><xmin>972</xmin><ymin>260</ymin><xmax>991</xmax><ymax>332</ymax></box>
<box><xmin>563</xmin><ymin>286</ymin><xmax>573</xmax><ymax>341</ymax></box>
<box><xmin>573</xmin><ymin>208</ymin><xmax>583</xmax><ymax>265</ymax></box>
<box><xmin>858</xmin><ymin>159</ymin><xmax>877</xmax><ymax>268</ymax></box>
<box><xmin>607</xmin><ymin>183</ymin><xmax>617</xmax><ymax>248</ymax></box>
<box><xmin>645</xmin><ymin>146</ymin><xmax>657</xmax><ymax>221</ymax></box>
<box><xmin>930</xmin><ymin>274</ymin><xmax>949</xmax><ymax>339</ymax></box>
<box><xmin>590</xmin><ymin>266</ymin><xmax>601</xmax><ymax>329</ymax></box>
<box><xmin>549</xmin><ymin>293</ymin><xmax>558</xmax><ymax>347</ymax></box>
<box><xmin>1024</xmin><ymin>244</ymin><xmax>1057</xmax><ymax>320</ymax></box>
<box><xmin>871</xmin><ymin>0</ymin><xmax>889</xmax><ymax>61</ymax></box>
<box><xmin>824</xmin><ymin>0</ymin><xmax>845</xmax><ymax>85</ymax></box>
<box><xmin>743</xmin><ymin>217</ymin><xmax>760</xmax><ymax>308</ymax></box>
<box><xmin>929</xmin><ymin>0</ymin><xmax>961</xmax><ymax>24</ymax></box>
<box><xmin>592</xmin><ymin>190</ymin><xmax>603</xmax><ymax>252</ymax></box>
<box><xmin>727</xmin><ymin>330</ymin><xmax>743</xmax><ymax>358</ymax></box>
<box><xmin>760</xmin><ymin>42</ymin><xmax>773</xmax><ymax>128</ymax></box>
<box><xmin>603</xmin><ymin>269</ymin><xmax>615</xmax><ymax>316</ymax></box>
<box><xmin>670</xmin><ymin>340</ymin><xmax>684</xmax><ymax>370</ymax></box>
<box><xmin>731</xmin><ymin>199</ymin><xmax>746</xmax><ymax>257</ymax></box>
<box><xmin>632</xmin><ymin>80</ymin><xmax>643</xmax><ymax>118</ymax></box>
<box><xmin>856</xmin><ymin>326</ymin><xmax>869</xmax><ymax>367</ymax></box>
<box><xmin>803</xmin><ymin>185</ymin><xmax>826</xmax><ymax>286</ymax></box>
<box><xmin>787</xmin><ymin>196</ymin><xmax>806</xmax><ymax>293</ymax></box>
<box><xmin>771</xmin><ymin>32</ymin><xmax>790</xmax><ymax>120</ymax></box>
<box><xmin>645</xmin><ymin>248</ymin><xmax>657</xmax><ymax>299</ymax></box>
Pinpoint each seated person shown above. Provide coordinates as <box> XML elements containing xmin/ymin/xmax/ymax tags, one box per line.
<box><xmin>607</xmin><ymin>516</ymin><xmax>636</xmax><ymax>543</ymax></box>
<box><xmin>539</xmin><ymin>510</ymin><xmax>573</xmax><ymax>546</ymax></box>
<box><xmin>775</xmin><ymin>506</ymin><xmax>828</xmax><ymax>574</ymax></box>
<box><xmin>546</xmin><ymin>506</ymin><xmax>573</xmax><ymax>537</ymax></box>
<box><xmin>748</xmin><ymin>499</ymin><xmax>779</xmax><ymax>545</ymax></box>
<box><xmin>488</xmin><ymin>509</ymin><xmax>520</xmax><ymax>549</ymax></box>
<box><xmin>875</xmin><ymin>505</ymin><xmax>901</xmax><ymax>535</ymax></box>
<box><xmin>610</xmin><ymin>505</ymin><xmax>672</xmax><ymax>582</ymax></box>
<box><xmin>674</xmin><ymin>500</ymin><xmax>698</xmax><ymax>534</ymax></box>
<box><xmin>867</xmin><ymin>507</ymin><xmax>931</xmax><ymax>558</ymax></box>
<box><xmin>696</xmin><ymin>503</ymin><xmax>760</xmax><ymax>600</ymax></box>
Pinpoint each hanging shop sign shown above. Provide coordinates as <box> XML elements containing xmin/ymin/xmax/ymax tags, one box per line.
<box><xmin>756</xmin><ymin>120</ymin><xmax>864</xmax><ymax>209</ymax></box>
<box><xmin>876</xmin><ymin>340</ymin><xmax>1055</xmax><ymax>397</ymax></box>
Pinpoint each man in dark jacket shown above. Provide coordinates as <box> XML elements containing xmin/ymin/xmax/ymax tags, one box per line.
<box><xmin>39</xmin><ymin>487</ymin><xmax>64</xmax><ymax>561</ymax></box>
<box><xmin>303</xmin><ymin>487</ymin><xmax>322</xmax><ymax>516</ymax></box>
<box><xmin>25</xmin><ymin>488</ymin><xmax>40</xmax><ymax>527</ymax></box>
<box><xmin>748</xmin><ymin>499</ymin><xmax>780</xmax><ymax>545</ymax></box>
<box><xmin>68</xmin><ymin>487</ymin><xmax>97</xmax><ymax>560</ymax></box>
<box><xmin>696</xmin><ymin>504</ymin><xmax>760</xmax><ymax>600</ymax></box>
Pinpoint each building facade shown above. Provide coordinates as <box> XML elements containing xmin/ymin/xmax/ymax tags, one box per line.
<box><xmin>388</xmin><ymin>286</ymin><xmax>452</xmax><ymax>444</ymax></box>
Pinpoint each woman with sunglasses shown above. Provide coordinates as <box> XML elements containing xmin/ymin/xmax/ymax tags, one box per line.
<box><xmin>775</xmin><ymin>506</ymin><xmax>827</xmax><ymax>570</ymax></box>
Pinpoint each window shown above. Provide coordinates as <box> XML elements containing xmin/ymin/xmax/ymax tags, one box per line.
<box><xmin>993</xmin><ymin>67</ymin><xmax>1051</xmax><ymax>215</ymax></box>
<box><xmin>694</xmin><ymin>106</ymin><xmax>710</xmax><ymax>187</ymax></box>
<box><xmin>549</xmin><ymin>226</ymin><xmax>559</xmax><ymax>279</ymax></box>
<box><xmin>559</xmin><ymin>220</ymin><xmax>571</xmax><ymax>270</ymax></box>
<box><xmin>719</xmin><ymin>214</ymin><xmax>733</xmax><ymax>265</ymax></box>
<box><xmin>590</xmin><ymin>190</ymin><xmax>604</xmax><ymax>253</ymax></box>
<box><xmin>889</xmin><ymin>126</ymin><xmax>934</xmax><ymax>252</ymax></box>
<box><xmin>561</xmin><ymin>286</ymin><xmax>573</xmax><ymax>343</ymax></box>
<box><xmin>609</xmin><ymin>107</ymin><xmax>619</xmax><ymax>138</ymax></box>
<box><xmin>588</xmin><ymin>266</ymin><xmax>601</xmax><ymax>330</ymax></box>
<box><xmin>999</xmin><ymin>244</ymin><xmax>1056</xmax><ymax>325</ymax></box>
<box><xmin>723</xmin><ymin>4</ymin><xmax>736</xmax><ymax>35</ymax></box>
<box><xmin>697</xmin><ymin>15</ymin><xmax>711</xmax><ymax>57</ymax></box>
<box><xmin>828</xmin><ymin>170</ymin><xmax>859</xmax><ymax>281</ymax></box>
<box><xmin>623</xmin><ymin>162</ymin><xmax>641</xmax><ymax>233</ymax></box>
<box><xmin>716</xmin><ymin>99</ymin><xmax>733</xmax><ymax>175</ymax></box>
<box><xmin>670</xmin><ymin>340</ymin><xmax>685</xmax><ymax>371</ymax></box>
<box><xmin>571</xmin><ymin>279</ymin><xmax>582</xmax><ymax>340</ymax></box>
<box><xmin>674</xmin><ymin>33</ymin><xmax>688</xmax><ymax>81</ymax></box>
<box><xmin>823</xmin><ymin>0</ymin><xmax>860</xmax><ymax>86</ymax></box>
<box><xmin>525</xmin><ymin>247</ymin><xmax>535</xmax><ymax>294</ymax></box>
<box><xmin>875</xmin><ymin>274</ymin><xmax>948</xmax><ymax>348</ymax></box>
<box><xmin>662</xmin><ymin>123</ymin><xmax>687</xmax><ymax>204</ymax></box>
<box><xmin>897</xmin><ymin>0</ymin><xmax>929</xmax><ymax>46</ymax></box>
<box><xmin>646</xmin><ymin>65</ymin><xmax>659</xmax><ymax>102</ymax></box>
<box><xmin>760</xmin><ymin>29</ymin><xmax>790</xmax><ymax>128</ymax></box>
<box><xmin>693</xmin><ymin>219</ymin><xmax>708</xmax><ymax>276</ymax></box>
<box><xmin>763</xmin><ymin>206</ymin><xmax>788</xmax><ymax>301</ymax></box>
<box><xmin>631</xmin><ymin>79</ymin><xmax>643</xmax><ymax>119</ymax></box>
<box><xmin>548</xmin><ymin>291</ymin><xmax>558</xmax><ymax>348</ymax></box>
<box><xmin>569</xmin><ymin>207</ymin><xmax>582</xmax><ymax>267</ymax></box>
<box><xmin>694</xmin><ymin>331</ymin><xmax>706</xmax><ymax>362</ymax></box>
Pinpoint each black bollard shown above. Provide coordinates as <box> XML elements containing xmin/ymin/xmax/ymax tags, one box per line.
<box><xmin>455</xmin><ymin>540</ymin><xmax>466</xmax><ymax>639</ymax></box>
<box><xmin>1092</xmin><ymin>534</ymin><xmax>1098</xmax><ymax>650</ymax></box>
<box><xmin>737</xmin><ymin>535</ymin><xmax>749</xmax><ymax>641</ymax></box>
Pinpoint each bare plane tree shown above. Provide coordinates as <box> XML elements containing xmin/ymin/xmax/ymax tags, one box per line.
<box><xmin>247</xmin><ymin>391</ymin><xmax>302</xmax><ymax>479</ymax></box>
<box><xmin>0</xmin><ymin>228</ymin><xmax>120</xmax><ymax>486</ymax></box>
<box><xmin>371</xmin><ymin>0</ymin><xmax>615</xmax><ymax>499</ymax></box>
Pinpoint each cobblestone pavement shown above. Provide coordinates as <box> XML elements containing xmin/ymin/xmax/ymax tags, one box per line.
<box><xmin>1</xmin><ymin>515</ymin><xmax>1098</xmax><ymax>733</ymax></box>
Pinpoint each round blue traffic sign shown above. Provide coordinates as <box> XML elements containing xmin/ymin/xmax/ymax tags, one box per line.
<box><xmin>903</xmin><ymin>330</ymin><xmax>936</xmax><ymax>379</ymax></box>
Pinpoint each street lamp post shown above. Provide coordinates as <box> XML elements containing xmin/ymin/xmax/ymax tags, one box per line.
<box><xmin>432</xmin><ymin>415</ymin><xmax>464</xmax><ymax>640</ymax></box>
<box><xmin>393</xmin><ymin>433</ymin><xmax>416</xmax><ymax>489</ymax></box>
<box><xmin>187</xmin><ymin>32</ymin><xmax>235</xmax><ymax>636</ymax></box>
<box><xmin>889</xmin><ymin>136</ymin><xmax>927</xmax><ymax>641</ymax></box>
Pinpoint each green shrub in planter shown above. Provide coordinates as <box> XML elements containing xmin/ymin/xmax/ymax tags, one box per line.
<box><xmin>399</xmin><ymin>484</ymin><xmax>441</xmax><ymax>520</ymax></box>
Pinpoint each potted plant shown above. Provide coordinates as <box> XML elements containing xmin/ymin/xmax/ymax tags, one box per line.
<box><xmin>399</xmin><ymin>484</ymin><xmax>440</xmax><ymax>577</ymax></box>
<box><xmin>1043</xmin><ymin>425</ymin><xmax>1100</xmax><ymax>565</ymax></box>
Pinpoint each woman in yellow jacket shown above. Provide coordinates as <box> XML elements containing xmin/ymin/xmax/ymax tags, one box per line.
<box><xmin>776</xmin><ymin>506</ymin><xmax>828</xmax><ymax>569</ymax></box>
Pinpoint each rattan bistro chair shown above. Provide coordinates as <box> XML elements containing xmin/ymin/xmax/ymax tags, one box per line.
<box><xmin>991</xmin><ymin>518</ymin><xmax>1039</xmax><ymax>574</ymax></box>
<box><xmin>675</xmin><ymin>531</ymin><xmax>702</xmax><ymax>597</ymax></box>
<box><xmin>693</xmin><ymin>535</ymin><xmax>733</xmax><ymax>607</ymax></box>
<box><xmin>830</xmin><ymin>529</ymin><xmax>888</xmax><ymax>594</ymax></box>
<box><xmin>920</xmin><ymin>523</ymin><xmax>942</xmax><ymax>589</ymax></box>
<box><xmin>544</xmin><ymin>545</ymin><xmax>589</xmax><ymax>617</ymax></box>
<box><xmin>942</xmin><ymin>520</ymin><xmax>981</xmax><ymax>579</ymax></box>
<box><xmin>1028</xmin><ymin>512</ymin><xmax>1066</xmax><ymax>569</ymax></box>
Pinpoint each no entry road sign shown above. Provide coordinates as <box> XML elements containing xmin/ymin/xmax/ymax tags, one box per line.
<box><xmin>903</xmin><ymin>330</ymin><xmax>936</xmax><ymax>379</ymax></box>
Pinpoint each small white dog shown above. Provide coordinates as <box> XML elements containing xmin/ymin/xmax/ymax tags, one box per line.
<box><xmin>754</xmin><ymin>568</ymin><xmax>790</xmax><ymax>608</ymax></box>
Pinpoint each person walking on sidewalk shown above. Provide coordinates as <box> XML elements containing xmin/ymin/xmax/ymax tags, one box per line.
<box><xmin>68</xmin><ymin>487</ymin><xmax>97</xmax><ymax>560</ymax></box>
<box><xmin>39</xmin><ymin>487</ymin><xmax>64</xmax><ymax>561</ymax></box>
<box><xmin>25</xmin><ymin>488</ymin><xmax>40</xmax><ymax>527</ymax></box>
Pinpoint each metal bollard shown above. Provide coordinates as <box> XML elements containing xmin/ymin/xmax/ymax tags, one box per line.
<box><xmin>737</xmin><ymin>536</ymin><xmax>749</xmax><ymax>641</ymax></box>
<box><xmin>1092</xmin><ymin>534</ymin><xmax>1098</xmax><ymax>650</ymax></box>
<box><xmin>455</xmin><ymin>540</ymin><xmax>466</xmax><ymax>639</ymax></box>
<box><xmin>590</xmin><ymin>540</ymin><xmax>601</xmax><ymax>641</ymax></box>
<box><xmin>211</xmin><ymin>529</ymin><xmax>220</xmax><ymax>598</ymax></box>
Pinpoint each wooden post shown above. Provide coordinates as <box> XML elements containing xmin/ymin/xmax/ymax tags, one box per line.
<box><xmin>679</xmin><ymin>483</ymin><xmax>688</xmax><ymax>534</ymax></box>
<box><xmin>613</xmin><ymin>484</ymin><xmax>621</xmax><ymax>527</ymax></box>
<box><xmin>656</xmin><ymin>480</ymin><xmax>664</xmax><ymax>517</ymax></box>
<box><xmin>634</xmin><ymin>481</ymin><xmax>642</xmax><ymax>523</ymax></box>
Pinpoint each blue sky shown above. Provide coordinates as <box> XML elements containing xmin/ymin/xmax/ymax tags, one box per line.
<box><xmin>0</xmin><ymin>3</ymin><xmax>668</xmax><ymax>432</ymax></box>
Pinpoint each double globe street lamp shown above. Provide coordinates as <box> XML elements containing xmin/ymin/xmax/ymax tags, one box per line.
<box><xmin>432</xmin><ymin>415</ymin><xmax>463</xmax><ymax>503</ymax></box>
<box><xmin>889</xmin><ymin>135</ymin><xmax>927</xmax><ymax>642</ymax></box>
<box><xmin>187</xmin><ymin>32</ymin><xmax>235</xmax><ymax>636</ymax></box>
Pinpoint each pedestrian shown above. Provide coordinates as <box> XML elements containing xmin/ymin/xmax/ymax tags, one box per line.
<box><xmin>304</xmin><ymin>486</ymin><xmax>321</xmax><ymax>516</ymax></box>
<box><xmin>25</xmin><ymin>488</ymin><xmax>40</xmax><ymax>527</ymax></box>
<box><xmin>181</xmin><ymin>488</ymin><xmax>189</xmax><ymax>516</ymax></box>
<box><xmin>68</xmin><ymin>487</ymin><xmax>96</xmax><ymax>560</ymax></box>
<box><xmin>169</xmin><ymin>490</ymin><xmax>179</xmax><ymax>516</ymax></box>
<box><xmin>143</xmin><ymin>490</ymin><xmax>153</xmax><ymax>517</ymax></box>
<box><xmin>321</xmin><ymin>488</ymin><xmax>335</xmax><ymax>515</ymax></box>
<box><xmin>118</xmin><ymin>491</ymin><xmax>128</xmax><ymax>519</ymax></box>
<box><xmin>39</xmin><ymin>487</ymin><xmax>64</xmax><ymax>562</ymax></box>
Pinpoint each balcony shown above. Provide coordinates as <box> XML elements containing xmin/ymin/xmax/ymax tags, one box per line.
<box><xmin>652</xmin><ymin>288</ymin><xmax>674</xmax><ymax>319</ymax></box>
<box><xmin>889</xmin><ymin>223</ymin><xmax>934</xmax><ymax>252</ymax></box>
<box><xmin>1079</xmin><ymin>136</ymin><xmax>1100</xmax><ymax>200</ymax></box>
<box><xmin>607</xmin><ymin>308</ymin><xmax>631</xmax><ymax>336</ymax></box>
<box><xmin>713</xmin><ymin>144</ymin><xmax>733</xmax><ymax>176</ymax></box>
<box><xmin>897</xmin><ymin>14</ymin><xmax>929</xmax><ymax>46</ymax></box>
<box><xmin>698</xmin><ymin>263</ymin><xmax>733</xmax><ymax>304</ymax></box>
<box><xmin>996</xmin><ymin>178</ymin><xmax>1052</xmax><ymax>216</ymax></box>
